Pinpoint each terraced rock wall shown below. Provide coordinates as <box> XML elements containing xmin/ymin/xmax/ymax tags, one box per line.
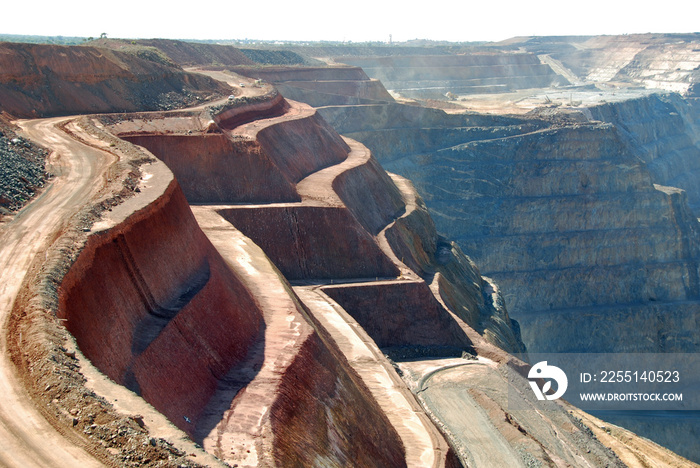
<box><xmin>119</xmin><ymin>96</ymin><xmax>352</xmax><ymax>204</ymax></box>
<box><xmin>233</xmin><ymin>66</ymin><xmax>394</xmax><ymax>107</ymax></box>
<box><xmin>275</xmin><ymin>82</ymin><xmax>392</xmax><ymax>107</ymax></box>
<box><xmin>236</xmin><ymin>67</ymin><xmax>371</xmax><ymax>82</ymax></box>
<box><xmin>395</xmin><ymin>124</ymin><xmax>700</xmax><ymax>352</ymax></box>
<box><xmin>317</xmin><ymin>103</ymin><xmax>542</xmax><ymax>161</ymax></box>
<box><xmin>315</xmin><ymin>91</ymin><xmax>700</xmax><ymax>461</ymax></box>
<box><xmin>211</xmin><ymin>91</ymin><xmax>290</xmax><ymax>129</ymax></box>
<box><xmin>322</xmin><ymin>281</ymin><xmax>473</xmax><ymax>350</ymax></box>
<box><xmin>270</xmin><ymin>331</ymin><xmax>407</xmax><ymax>467</ymax></box>
<box><xmin>542</xmin><ymin>34</ymin><xmax>700</xmax><ymax>95</ymax></box>
<box><xmin>74</xmin><ymin>90</ymin><xmax>531</xmax><ymax>466</ymax></box>
<box><xmin>57</xmin><ymin>178</ymin><xmax>264</xmax><ymax>436</ymax></box>
<box><xmin>252</xmin><ymin>109</ymin><xmax>350</xmax><ymax>182</ymax></box>
<box><xmin>500</xmin><ymin>34</ymin><xmax>700</xmax><ymax>95</ymax></box>
<box><xmin>320</xmin><ymin>97</ymin><xmax>700</xmax><ymax>354</ymax></box>
<box><xmin>128</xmin><ymin>39</ymin><xmax>255</xmax><ymax>66</ymax></box>
<box><xmin>589</xmin><ymin>94</ymin><xmax>700</xmax><ymax>213</ymax></box>
<box><xmin>279</xmin><ymin>79</ymin><xmax>390</xmax><ymax>100</ymax></box>
<box><xmin>315</xmin><ymin>103</ymin><xmax>528</xmax><ymax>353</ymax></box>
<box><xmin>332</xmin><ymin>154</ymin><xmax>405</xmax><ymax>234</ymax></box>
<box><xmin>218</xmin><ymin>206</ymin><xmax>399</xmax><ymax>280</ymax></box>
<box><xmin>54</xmin><ymin>144</ymin><xmax>410</xmax><ymax>466</ymax></box>
<box><xmin>338</xmin><ymin>53</ymin><xmax>568</xmax><ymax>98</ymax></box>
<box><xmin>380</xmin><ymin>175</ymin><xmax>526</xmax><ymax>353</ymax></box>
<box><xmin>124</xmin><ymin>39</ymin><xmax>313</xmax><ymax>68</ymax></box>
<box><xmin>123</xmin><ymin>133</ymin><xmax>301</xmax><ymax>203</ymax></box>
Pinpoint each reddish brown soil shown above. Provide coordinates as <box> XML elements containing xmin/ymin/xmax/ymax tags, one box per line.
<box><xmin>123</xmin><ymin>133</ymin><xmax>300</xmax><ymax>203</ymax></box>
<box><xmin>270</xmin><ymin>331</ymin><xmax>407</xmax><ymax>467</ymax></box>
<box><xmin>57</xmin><ymin>180</ymin><xmax>264</xmax><ymax>437</ymax></box>
<box><xmin>323</xmin><ymin>280</ymin><xmax>473</xmax><ymax>350</ymax></box>
<box><xmin>213</xmin><ymin>91</ymin><xmax>290</xmax><ymax>129</ymax></box>
<box><xmin>0</xmin><ymin>42</ymin><xmax>231</xmax><ymax>118</ymax></box>
<box><xmin>218</xmin><ymin>206</ymin><xmax>399</xmax><ymax>280</ymax></box>
<box><xmin>5</xmin><ymin>116</ymin><xmax>212</xmax><ymax>467</ymax></box>
<box><xmin>249</xmin><ymin>107</ymin><xmax>350</xmax><ymax>183</ymax></box>
<box><xmin>332</xmin><ymin>149</ymin><xmax>405</xmax><ymax>234</ymax></box>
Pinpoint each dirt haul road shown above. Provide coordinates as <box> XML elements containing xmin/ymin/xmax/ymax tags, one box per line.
<box><xmin>0</xmin><ymin>117</ymin><xmax>113</xmax><ymax>467</ymax></box>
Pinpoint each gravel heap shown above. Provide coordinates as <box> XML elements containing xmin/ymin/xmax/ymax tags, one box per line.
<box><xmin>239</xmin><ymin>48</ymin><xmax>310</xmax><ymax>65</ymax></box>
<box><xmin>0</xmin><ymin>122</ymin><xmax>48</xmax><ymax>217</ymax></box>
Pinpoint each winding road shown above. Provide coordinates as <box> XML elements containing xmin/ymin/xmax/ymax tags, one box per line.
<box><xmin>0</xmin><ymin>72</ymin><xmax>283</xmax><ymax>467</ymax></box>
<box><xmin>0</xmin><ymin>117</ymin><xmax>114</xmax><ymax>467</ymax></box>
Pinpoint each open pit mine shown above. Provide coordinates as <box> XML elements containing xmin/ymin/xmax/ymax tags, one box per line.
<box><xmin>0</xmin><ymin>34</ymin><xmax>699</xmax><ymax>467</ymax></box>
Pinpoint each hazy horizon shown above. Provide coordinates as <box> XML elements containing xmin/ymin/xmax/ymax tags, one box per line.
<box><xmin>5</xmin><ymin>0</ymin><xmax>699</xmax><ymax>44</ymax></box>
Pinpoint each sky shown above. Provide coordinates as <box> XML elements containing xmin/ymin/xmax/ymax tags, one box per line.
<box><xmin>3</xmin><ymin>0</ymin><xmax>699</xmax><ymax>43</ymax></box>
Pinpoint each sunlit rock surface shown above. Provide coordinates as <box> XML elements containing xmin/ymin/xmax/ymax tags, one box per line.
<box><xmin>4</xmin><ymin>36</ymin><xmax>699</xmax><ymax>467</ymax></box>
<box><xmin>323</xmin><ymin>96</ymin><xmax>700</xmax><ymax>354</ymax></box>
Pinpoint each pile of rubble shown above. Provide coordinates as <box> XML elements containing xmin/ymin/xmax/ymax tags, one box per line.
<box><xmin>0</xmin><ymin>120</ymin><xmax>48</xmax><ymax>218</ymax></box>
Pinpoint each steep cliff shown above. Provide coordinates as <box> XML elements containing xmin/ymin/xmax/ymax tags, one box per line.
<box><xmin>184</xmin><ymin>48</ymin><xmax>700</xmax><ymax>460</ymax></box>
<box><xmin>92</xmin><ymin>92</ymin><xmax>507</xmax><ymax>466</ymax></box>
<box><xmin>314</xmin><ymin>76</ymin><xmax>700</xmax><ymax>352</ymax></box>
<box><xmin>58</xmin><ymin>177</ymin><xmax>265</xmax><ymax>431</ymax></box>
<box><xmin>341</xmin><ymin>108</ymin><xmax>700</xmax><ymax>353</ymax></box>
<box><xmin>318</xmin><ymin>101</ymin><xmax>546</xmax><ymax>161</ymax></box>
<box><xmin>8</xmin><ymin>36</ymin><xmax>697</xmax><ymax>467</ymax></box>
<box><xmin>110</xmin><ymin>93</ymin><xmax>522</xmax><ymax>354</ymax></box>
<box><xmin>313</xmin><ymin>84</ymin><xmax>700</xmax><ymax>462</ymax></box>
<box><xmin>52</xmin><ymin>117</ymin><xmax>410</xmax><ymax>466</ymax></box>
<box><xmin>337</xmin><ymin>53</ymin><xmax>568</xmax><ymax>98</ymax></box>
<box><xmin>589</xmin><ymin>93</ymin><xmax>700</xmax><ymax>213</ymax></box>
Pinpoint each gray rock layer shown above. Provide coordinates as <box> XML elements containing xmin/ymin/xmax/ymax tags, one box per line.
<box><xmin>325</xmin><ymin>95</ymin><xmax>700</xmax><ymax>354</ymax></box>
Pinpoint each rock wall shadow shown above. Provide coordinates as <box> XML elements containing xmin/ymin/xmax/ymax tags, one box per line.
<box><xmin>192</xmin><ymin>322</ymin><xmax>266</xmax><ymax>444</ymax></box>
<box><xmin>57</xmin><ymin>182</ymin><xmax>265</xmax><ymax>436</ymax></box>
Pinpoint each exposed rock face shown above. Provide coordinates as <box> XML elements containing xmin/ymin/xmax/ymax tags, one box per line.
<box><xmin>57</xmin><ymin>177</ymin><xmax>264</xmax><ymax>435</ymax></box>
<box><xmin>269</xmin><ymin>331</ymin><xmax>407</xmax><ymax>467</ymax></box>
<box><xmin>115</xmin><ymin>95</ymin><xmax>522</xmax><ymax>353</ymax></box>
<box><xmin>323</xmin><ymin>280</ymin><xmax>473</xmax><ymax>350</ymax></box>
<box><xmin>8</xmin><ymin>36</ymin><xmax>698</xmax><ymax>467</ymax></box>
<box><xmin>233</xmin><ymin>66</ymin><xmax>395</xmax><ymax>106</ymax></box>
<box><xmin>55</xmin><ymin>129</ymin><xmax>409</xmax><ymax>466</ymax></box>
<box><xmin>123</xmin><ymin>133</ymin><xmax>301</xmax><ymax>203</ymax></box>
<box><xmin>315</xmin><ymin>82</ymin><xmax>700</xmax><ymax>462</ymax></box>
<box><xmin>0</xmin><ymin>42</ymin><xmax>231</xmax><ymax>117</ymax></box>
<box><xmin>508</xmin><ymin>33</ymin><xmax>700</xmax><ymax>96</ymax></box>
<box><xmin>56</xmin><ymin>90</ymin><xmax>526</xmax><ymax>466</ymax></box>
<box><xmin>318</xmin><ymin>102</ymin><xmax>546</xmax><ymax>161</ymax></box>
<box><xmin>132</xmin><ymin>38</ymin><xmax>257</xmax><ymax>67</ymax></box>
<box><xmin>219</xmin><ymin>205</ymin><xmax>400</xmax><ymax>280</ymax></box>
<box><xmin>320</xmin><ymin>95</ymin><xmax>700</xmax><ymax>355</ymax></box>
<box><xmin>337</xmin><ymin>53</ymin><xmax>568</xmax><ymax>98</ymax></box>
<box><xmin>130</xmin><ymin>39</ymin><xmax>313</xmax><ymax>67</ymax></box>
<box><xmin>379</xmin><ymin>174</ymin><xmax>526</xmax><ymax>353</ymax></box>
<box><xmin>589</xmin><ymin>93</ymin><xmax>700</xmax><ymax>213</ymax></box>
